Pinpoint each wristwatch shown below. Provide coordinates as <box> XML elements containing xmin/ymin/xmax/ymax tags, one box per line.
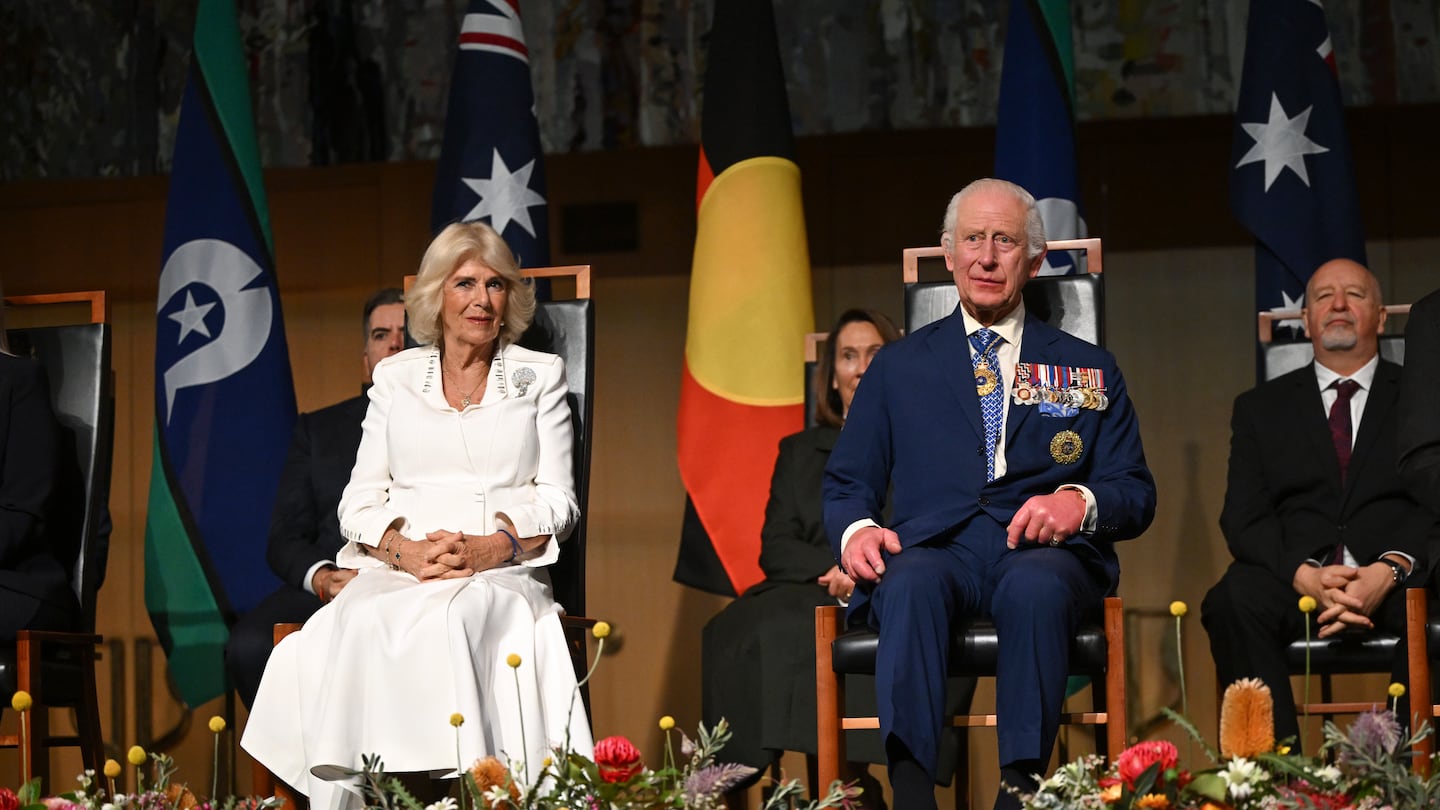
<box><xmin>1378</xmin><ymin>557</ymin><xmax>1410</xmax><ymax>585</ymax></box>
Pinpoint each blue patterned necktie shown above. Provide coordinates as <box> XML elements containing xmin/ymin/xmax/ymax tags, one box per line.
<box><xmin>970</xmin><ymin>328</ymin><xmax>1005</xmax><ymax>481</ymax></box>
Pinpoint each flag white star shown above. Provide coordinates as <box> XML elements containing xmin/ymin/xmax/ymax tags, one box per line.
<box><xmin>168</xmin><ymin>289</ymin><xmax>216</xmax><ymax>343</ymax></box>
<box><xmin>1236</xmin><ymin>94</ymin><xmax>1331</xmax><ymax>191</ymax></box>
<box><xmin>1270</xmin><ymin>289</ymin><xmax>1305</xmax><ymax>334</ymax></box>
<box><xmin>461</xmin><ymin>151</ymin><xmax>547</xmax><ymax>238</ymax></box>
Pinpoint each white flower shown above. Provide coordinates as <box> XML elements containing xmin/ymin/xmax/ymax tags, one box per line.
<box><xmin>1223</xmin><ymin>758</ymin><xmax>1270</xmax><ymax>799</ymax></box>
<box><xmin>423</xmin><ymin>798</ymin><xmax>458</xmax><ymax>810</ymax></box>
<box><xmin>483</xmin><ymin>785</ymin><xmax>511</xmax><ymax>804</ymax></box>
<box><xmin>1313</xmin><ymin>764</ymin><xmax>1342</xmax><ymax>783</ymax></box>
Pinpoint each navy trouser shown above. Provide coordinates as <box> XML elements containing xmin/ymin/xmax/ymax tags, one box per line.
<box><xmin>868</xmin><ymin>540</ymin><xmax>1107</xmax><ymax>773</ymax></box>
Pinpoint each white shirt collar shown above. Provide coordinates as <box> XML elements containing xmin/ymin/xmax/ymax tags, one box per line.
<box><xmin>960</xmin><ymin>300</ymin><xmax>1026</xmax><ymax>349</ymax></box>
<box><xmin>1314</xmin><ymin>352</ymin><xmax>1379</xmax><ymax>393</ymax></box>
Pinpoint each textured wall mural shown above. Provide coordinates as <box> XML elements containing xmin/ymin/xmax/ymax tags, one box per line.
<box><xmin>2</xmin><ymin>0</ymin><xmax>1438</xmax><ymax>179</ymax></box>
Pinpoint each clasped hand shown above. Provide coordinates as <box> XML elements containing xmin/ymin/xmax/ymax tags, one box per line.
<box><xmin>840</xmin><ymin>491</ymin><xmax>1087</xmax><ymax>584</ymax></box>
<box><xmin>1293</xmin><ymin>562</ymin><xmax>1395</xmax><ymax>638</ymax></box>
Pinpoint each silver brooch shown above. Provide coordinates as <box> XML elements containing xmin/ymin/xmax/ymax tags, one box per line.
<box><xmin>512</xmin><ymin>367</ymin><xmax>537</xmax><ymax>396</ymax></box>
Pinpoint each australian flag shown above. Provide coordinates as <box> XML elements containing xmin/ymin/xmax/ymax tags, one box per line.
<box><xmin>1231</xmin><ymin>0</ymin><xmax>1365</xmax><ymax>337</ymax></box>
<box><xmin>431</xmin><ymin>0</ymin><xmax>551</xmax><ymax>274</ymax></box>
<box><xmin>995</xmin><ymin>0</ymin><xmax>1086</xmax><ymax>276</ymax></box>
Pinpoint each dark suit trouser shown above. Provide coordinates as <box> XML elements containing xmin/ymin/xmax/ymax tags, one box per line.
<box><xmin>0</xmin><ymin>590</ymin><xmax>79</xmax><ymax>642</ymax></box>
<box><xmin>1202</xmin><ymin>561</ymin><xmax>1411</xmax><ymax>744</ymax></box>
<box><xmin>226</xmin><ymin>585</ymin><xmax>323</xmax><ymax>708</ymax></box>
<box><xmin>868</xmin><ymin>541</ymin><xmax>1106</xmax><ymax>776</ymax></box>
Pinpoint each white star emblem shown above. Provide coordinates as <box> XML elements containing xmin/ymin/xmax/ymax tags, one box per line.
<box><xmin>1270</xmin><ymin>290</ymin><xmax>1305</xmax><ymax>334</ymax></box>
<box><xmin>1236</xmin><ymin>94</ymin><xmax>1331</xmax><ymax>191</ymax></box>
<box><xmin>461</xmin><ymin>151</ymin><xmax>547</xmax><ymax>238</ymax></box>
<box><xmin>168</xmin><ymin>289</ymin><xmax>216</xmax><ymax>343</ymax></box>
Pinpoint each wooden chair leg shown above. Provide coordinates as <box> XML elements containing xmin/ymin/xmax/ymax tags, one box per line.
<box><xmin>1103</xmin><ymin>597</ymin><xmax>1126</xmax><ymax>756</ymax></box>
<box><xmin>16</xmin><ymin>633</ymin><xmax>50</xmax><ymax>790</ymax></box>
<box><xmin>815</xmin><ymin>606</ymin><xmax>845</xmax><ymax>792</ymax></box>
<box><xmin>1407</xmin><ymin>588</ymin><xmax>1434</xmax><ymax>776</ymax></box>
<box><xmin>76</xmin><ymin>640</ymin><xmax>104</xmax><ymax>775</ymax></box>
<box><xmin>259</xmin><ymin>624</ymin><xmax>306</xmax><ymax>808</ymax></box>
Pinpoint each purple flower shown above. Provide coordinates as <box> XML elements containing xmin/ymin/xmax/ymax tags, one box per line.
<box><xmin>1343</xmin><ymin>710</ymin><xmax>1403</xmax><ymax>767</ymax></box>
<box><xmin>683</xmin><ymin>763</ymin><xmax>757</xmax><ymax>801</ymax></box>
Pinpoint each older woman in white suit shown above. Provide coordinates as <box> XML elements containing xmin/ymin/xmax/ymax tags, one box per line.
<box><xmin>243</xmin><ymin>221</ymin><xmax>589</xmax><ymax>810</ymax></box>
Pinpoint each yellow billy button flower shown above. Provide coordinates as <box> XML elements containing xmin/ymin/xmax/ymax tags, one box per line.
<box><xmin>10</xmin><ymin>690</ymin><xmax>32</xmax><ymax>712</ymax></box>
<box><xmin>104</xmin><ymin>759</ymin><xmax>122</xmax><ymax>779</ymax></box>
<box><xmin>592</xmin><ymin>621</ymin><xmax>611</xmax><ymax>640</ymax></box>
<box><xmin>1169</xmin><ymin>601</ymin><xmax>1187</xmax><ymax>617</ymax></box>
<box><xmin>1298</xmin><ymin>596</ymin><xmax>1317</xmax><ymax>614</ymax></box>
<box><xmin>659</xmin><ymin>715</ymin><xmax>675</xmax><ymax>731</ymax></box>
<box><xmin>450</xmin><ymin>712</ymin><xmax>465</xmax><ymax>727</ymax></box>
<box><xmin>209</xmin><ymin>716</ymin><xmax>226</xmax><ymax>734</ymax></box>
<box><xmin>1389</xmin><ymin>682</ymin><xmax>1407</xmax><ymax>698</ymax></box>
<box><xmin>1276</xmin><ymin>744</ymin><xmax>1291</xmax><ymax>755</ymax></box>
<box><xmin>542</xmin><ymin>756</ymin><xmax>553</xmax><ymax>768</ymax></box>
<box><xmin>127</xmin><ymin>745</ymin><xmax>147</xmax><ymax>765</ymax></box>
<box><xmin>506</xmin><ymin>653</ymin><xmax>522</xmax><ymax>669</ymax></box>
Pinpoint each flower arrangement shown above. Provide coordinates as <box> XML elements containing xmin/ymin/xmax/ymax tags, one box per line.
<box><xmin>350</xmin><ymin>620</ymin><xmax>864</xmax><ymax>809</ymax></box>
<box><xmin>2</xmin><ymin>691</ymin><xmax>280</xmax><ymax>810</ymax></box>
<box><xmin>8</xmin><ymin>619</ymin><xmax>865</xmax><ymax>810</ymax></box>
<box><xmin>1019</xmin><ymin>597</ymin><xmax>1440</xmax><ymax>810</ymax></box>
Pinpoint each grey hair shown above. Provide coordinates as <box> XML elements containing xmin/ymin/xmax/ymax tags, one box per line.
<box><xmin>939</xmin><ymin>178</ymin><xmax>1047</xmax><ymax>260</ymax></box>
<box><xmin>407</xmin><ymin>221</ymin><xmax>536</xmax><ymax>346</ymax></box>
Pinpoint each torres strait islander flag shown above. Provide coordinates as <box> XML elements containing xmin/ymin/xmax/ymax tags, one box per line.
<box><xmin>673</xmin><ymin>0</ymin><xmax>814</xmax><ymax>597</ymax></box>
<box><xmin>1231</xmin><ymin>0</ymin><xmax>1365</xmax><ymax>340</ymax></box>
<box><xmin>431</xmin><ymin>0</ymin><xmax>551</xmax><ymax>281</ymax></box>
<box><xmin>994</xmin><ymin>0</ymin><xmax>1086</xmax><ymax>275</ymax></box>
<box><xmin>145</xmin><ymin>0</ymin><xmax>296</xmax><ymax>706</ymax></box>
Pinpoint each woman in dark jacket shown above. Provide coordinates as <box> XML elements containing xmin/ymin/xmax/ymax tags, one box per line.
<box><xmin>702</xmin><ymin>309</ymin><xmax>899</xmax><ymax>799</ymax></box>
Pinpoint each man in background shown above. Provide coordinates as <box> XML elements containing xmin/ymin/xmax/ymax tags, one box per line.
<box><xmin>226</xmin><ymin>287</ymin><xmax>405</xmax><ymax>707</ymax></box>
<box><xmin>1203</xmin><ymin>259</ymin><xmax>1440</xmax><ymax>744</ymax></box>
<box><xmin>1399</xmin><ymin>287</ymin><xmax>1440</xmax><ymax>515</ymax></box>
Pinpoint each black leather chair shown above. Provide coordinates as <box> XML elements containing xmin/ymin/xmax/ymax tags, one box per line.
<box><xmin>1256</xmin><ymin>306</ymin><xmax>1437</xmax><ymax>774</ymax></box>
<box><xmin>512</xmin><ymin>266</ymin><xmax>597</xmax><ymax>681</ymax></box>
<box><xmin>815</xmin><ymin>239</ymin><xmax>1129</xmax><ymax>805</ymax></box>
<box><xmin>0</xmin><ymin>290</ymin><xmax>113</xmax><ymax>787</ymax></box>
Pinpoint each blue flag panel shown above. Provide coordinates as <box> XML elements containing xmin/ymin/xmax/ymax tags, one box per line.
<box><xmin>431</xmin><ymin>0</ymin><xmax>551</xmax><ymax>274</ymax></box>
<box><xmin>1231</xmin><ymin>0</ymin><xmax>1365</xmax><ymax>333</ymax></box>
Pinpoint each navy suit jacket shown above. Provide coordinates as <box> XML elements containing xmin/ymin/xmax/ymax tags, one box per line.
<box><xmin>823</xmin><ymin>308</ymin><xmax>1156</xmax><ymax>617</ymax></box>
<box><xmin>265</xmin><ymin>393</ymin><xmax>368</xmax><ymax>590</ymax></box>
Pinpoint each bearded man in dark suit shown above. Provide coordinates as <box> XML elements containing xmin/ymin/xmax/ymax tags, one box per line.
<box><xmin>1203</xmin><ymin>259</ymin><xmax>1440</xmax><ymax>744</ymax></box>
<box><xmin>225</xmin><ymin>288</ymin><xmax>405</xmax><ymax>708</ymax></box>
<box><xmin>823</xmin><ymin>178</ymin><xmax>1156</xmax><ymax>810</ymax></box>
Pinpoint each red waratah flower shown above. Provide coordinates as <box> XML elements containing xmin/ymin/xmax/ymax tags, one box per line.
<box><xmin>593</xmin><ymin>735</ymin><xmax>644</xmax><ymax>783</ymax></box>
<box><xmin>0</xmin><ymin>788</ymin><xmax>19</xmax><ymax>810</ymax></box>
<box><xmin>1115</xmin><ymin>740</ymin><xmax>1180</xmax><ymax>789</ymax></box>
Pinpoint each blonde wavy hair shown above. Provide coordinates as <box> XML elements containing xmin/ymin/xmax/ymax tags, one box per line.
<box><xmin>407</xmin><ymin>221</ymin><xmax>536</xmax><ymax>346</ymax></box>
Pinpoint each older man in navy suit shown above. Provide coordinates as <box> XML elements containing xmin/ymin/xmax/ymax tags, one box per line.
<box><xmin>823</xmin><ymin>178</ymin><xmax>1156</xmax><ymax>810</ymax></box>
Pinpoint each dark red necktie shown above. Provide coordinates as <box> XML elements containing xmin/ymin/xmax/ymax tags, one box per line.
<box><xmin>1328</xmin><ymin>378</ymin><xmax>1360</xmax><ymax>482</ymax></box>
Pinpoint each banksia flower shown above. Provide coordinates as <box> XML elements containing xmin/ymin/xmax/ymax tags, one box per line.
<box><xmin>469</xmin><ymin>757</ymin><xmax>519</xmax><ymax>807</ymax></box>
<box><xmin>1219</xmin><ymin>678</ymin><xmax>1275</xmax><ymax>759</ymax></box>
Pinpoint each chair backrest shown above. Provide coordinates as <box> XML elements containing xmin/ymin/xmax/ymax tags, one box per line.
<box><xmin>902</xmin><ymin>238</ymin><xmax>1105</xmax><ymax>346</ymax></box>
<box><xmin>400</xmin><ymin>268</ymin><xmax>594</xmax><ymax>615</ymax></box>
<box><xmin>515</xmin><ymin>267</ymin><xmax>594</xmax><ymax>616</ymax></box>
<box><xmin>803</xmin><ymin>331</ymin><xmax>826</xmax><ymax>429</ymax></box>
<box><xmin>4</xmin><ymin>292</ymin><xmax>113</xmax><ymax>631</ymax></box>
<box><xmin>1258</xmin><ymin>305</ymin><xmax>1410</xmax><ymax>381</ymax></box>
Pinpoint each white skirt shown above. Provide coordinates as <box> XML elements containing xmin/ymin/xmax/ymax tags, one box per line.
<box><xmin>241</xmin><ymin>565</ymin><xmax>592</xmax><ymax>810</ymax></box>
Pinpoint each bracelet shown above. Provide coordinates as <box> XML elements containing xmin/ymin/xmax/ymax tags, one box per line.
<box><xmin>499</xmin><ymin>528</ymin><xmax>522</xmax><ymax>562</ymax></box>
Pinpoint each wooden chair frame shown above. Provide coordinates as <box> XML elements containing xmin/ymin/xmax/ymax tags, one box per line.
<box><xmin>1258</xmin><ymin>304</ymin><xmax>1410</xmax><ymax>343</ymax></box>
<box><xmin>901</xmin><ymin>237</ymin><xmax>1105</xmax><ymax>284</ymax></box>
<box><xmin>815</xmin><ymin>597</ymin><xmax>1127</xmax><ymax>801</ymax></box>
<box><xmin>0</xmin><ymin>290</ymin><xmax>110</xmax><ymax>786</ymax></box>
